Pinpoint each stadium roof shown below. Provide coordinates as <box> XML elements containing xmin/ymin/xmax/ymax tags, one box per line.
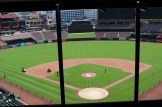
<box><xmin>0</xmin><ymin>40</ymin><xmax>7</xmax><ymax>46</ymax></box>
<box><xmin>1</xmin><ymin>30</ymin><xmax>16</xmax><ymax>34</ymax></box>
<box><xmin>71</xmin><ymin>19</ymin><xmax>91</xmax><ymax>22</ymax></box>
<box><xmin>0</xmin><ymin>14</ymin><xmax>17</xmax><ymax>19</ymax></box>
<box><xmin>18</xmin><ymin>18</ymin><xmax>25</xmax><ymax>21</ymax></box>
<box><xmin>1</xmin><ymin>32</ymin><xmax>32</xmax><ymax>41</ymax></box>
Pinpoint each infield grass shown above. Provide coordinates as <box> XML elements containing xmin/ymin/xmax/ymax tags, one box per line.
<box><xmin>47</xmin><ymin>64</ymin><xmax>131</xmax><ymax>88</ymax></box>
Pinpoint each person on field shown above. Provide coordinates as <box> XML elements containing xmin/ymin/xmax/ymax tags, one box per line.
<box><xmin>21</xmin><ymin>67</ymin><xmax>26</xmax><ymax>73</ymax></box>
<box><xmin>24</xmin><ymin>68</ymin><xmax>26</xmax><ymax>72</ymax></box>
<box><xmin>3</xmin><ymin>74</ymin><xmax>6</xmax><ymax>79</ymax></box>
<box><xmin>104</xmin><ymin>68</ymin><xmax>107</xmax><ymax>73</ymax></box>
<box><xmin>47</xmin><ymin>68</ymin><xmax>52</xmax><ymax>73</ymax></box>
<box><xmin>57</xmin><ymin>71</ymin><xmax>59</xmax><ymax>76</ymax></box>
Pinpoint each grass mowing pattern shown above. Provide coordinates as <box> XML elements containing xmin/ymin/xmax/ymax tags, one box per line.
<box><xmin>62</xmin><ymin>41</ymin><xmax>135</xmax><ymax>60</ymax></box>
<box><xmin>1</xmin><ymin>41</ymin><xmax>162</xmax><ymax>104</ymax></box>
<box><xmin>139</xmin><ymin>42</ymin><xmax>162</xmax><ymax>96</ymax></box>
<box><xmin>0</xmin><ymin>44</ymin><xmax>61</xmax><ymax>103</ymax></box>
<box><xmin>0</xmin><ymin>41</ymin><xmax>135</xmax><ymax>104</ymax></box>
<box><xmin>47</xmin><ymin>64</ymin><xmax>131</xmax><ymax>88</ymax></box>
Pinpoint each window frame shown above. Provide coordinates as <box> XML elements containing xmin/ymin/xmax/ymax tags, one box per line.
<box><xmin>0</xmin><ymin>0</ymin><xmax>162</xmax><ymax>106</ymax></box>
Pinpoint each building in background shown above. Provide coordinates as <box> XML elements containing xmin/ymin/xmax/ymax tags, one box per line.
<box><xmin>0</xmin><ymin>13</ymin><xmax>18</xmax><ymax>35</ymax></box>
<box><xmin>60</xmin><ymin>9</ymin><xmax>98</xmax><ymax>23</ymax></box>
<box><xmin>61</xmin><ymin>10</ymin><xmax>84</xmax><ymax>23</ymax></box>
<box><xmin>0</xmin><ymin>9</ymin><xmax>97</xmax><ymax>33</ymax></box>
<box><xmin>84</xmin><ymin>9</ymin><xmax>98</xmax><ymax>24</ymax></box>
<box><xmin>46</xmin><ymin>11</ymin><xmax>56</xmax><ymax>30</ymax></box>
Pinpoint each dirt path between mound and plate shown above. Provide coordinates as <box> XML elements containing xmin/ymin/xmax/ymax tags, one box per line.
<box><xmin>26</xmin><ymin>58</ymin><xmax>151</xmax><ymax>91</ymax></box>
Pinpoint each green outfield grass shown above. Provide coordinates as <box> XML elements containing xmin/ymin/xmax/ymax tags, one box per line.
<box><xmin>0</xmin><ymin>40</ymin><xmax>162</xmax><ymax>104</ymax></box>
<box><xmin>68</xmin><ymin>32</ymin><xmax>94</xmax><ymax>38</ymax></box>
<box><xmin>47</xmin><ymin>64</ymin><xmax>131</xmax><ymax>88</ymax></box>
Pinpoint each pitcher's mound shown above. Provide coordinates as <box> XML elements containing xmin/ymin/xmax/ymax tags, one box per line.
<box><xmin>78</xmin><ymin>88</ymin><xmax>109</xmax><ymax>100</ymax></box>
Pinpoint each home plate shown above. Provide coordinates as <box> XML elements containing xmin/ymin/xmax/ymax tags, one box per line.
<box><xmin>78</xmin><ymin>88</ymin><xmax>109</xmax><ymax>100</ymax></box>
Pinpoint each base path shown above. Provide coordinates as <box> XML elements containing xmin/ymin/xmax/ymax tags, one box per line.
<box><xmin>43</xmin><ymin>78</ymin><xmax>81</xmax><ymax>91</ymax></box>
<box><xmin>25</xmin><ymin>58</ymin><xmax>152</xmax><ymax>101</ymax></box>
<box><xmin>26</xmin><ymin>58</ymin><xmax>151</xmax><ymax>78</ymax></box>
<box><xmin>103</xmin><ymin>74</ymin><xmax>135</xmax><ymax>89</ymax></box>
<box><xmin>26</xmin><ymin>58</ymin><xmax>151</xmax><ymax>91</ymax></box>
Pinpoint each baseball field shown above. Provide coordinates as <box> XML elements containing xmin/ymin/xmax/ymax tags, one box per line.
<box><xmin>0</xmin><ymin>40</ymin><xmax>162</xmax><ymax>104</ymax></box>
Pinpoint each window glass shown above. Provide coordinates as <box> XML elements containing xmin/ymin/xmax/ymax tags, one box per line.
<box><xmin>139</xmin><ymin>7</ymin><xmax>162</xmax><ymax>101</ymax></box>
<box><xmin>59</xmin><ymin>8</ymin><xmax>136</xmax><ymax>104</ymax></box>
<box><xmin>0</xmin><ymin>10</ymin><xmax>61</xmax><ymax>106</ymax></box>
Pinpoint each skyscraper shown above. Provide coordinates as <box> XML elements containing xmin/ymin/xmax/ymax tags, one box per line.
<box><xmin>60</xmin><ymin>9</ymin><xmax>98</xmax><ymax>22</ymax></box>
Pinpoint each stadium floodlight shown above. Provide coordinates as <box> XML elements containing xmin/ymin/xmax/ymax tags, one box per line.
<box><xmin>99</xmin><ymin>7</ymin><xmax>107</xmax><ymax>13</ymax></box>
<box><xmin>137</xmin><ymin>0</ymin><xmax>147</xmax><ymax>11</ymax></box>
<box><xmin>140</xmin><ymin>5</ymin><xmax>147</xmax><ymax>11</ymax></box>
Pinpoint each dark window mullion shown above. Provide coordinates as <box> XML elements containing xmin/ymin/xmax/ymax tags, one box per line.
<box><xmin>56</xmin><ymin>3</ymin><xmax>65</xmax><ymax>105</ymax></box>
<box><xmin>134</xmin><ymin>2</ymin><xmax>140</xmax><ymax>102</ymax></box>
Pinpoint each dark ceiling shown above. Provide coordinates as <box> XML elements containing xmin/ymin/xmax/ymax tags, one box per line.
<box><xmin>0</xmin><ymin>0</ymin><xmax>137</xmax><ymax>12</ymax></box>
<box><xmin>0</xmin><ymin>0</ymin><xmax>162</xmax><ymax>19</ymax></box>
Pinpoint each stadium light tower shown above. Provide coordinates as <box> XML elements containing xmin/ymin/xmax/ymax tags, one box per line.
<box><xmin>140</xmin><ymin>6</ymin><xmax>147</xmax><ymax>11</ymax></box>
<box><xmin>137</xmin><ymin>1</ymin><xmax>147</xmax><ymax>11</ymax></box>
<box><xmin>99</xmin><ymin>7</ymin><xmax>107</xmax><ymax>13</ymax></box>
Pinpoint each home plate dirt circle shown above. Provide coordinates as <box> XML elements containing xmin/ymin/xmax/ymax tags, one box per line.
<box><xmin>78</xmin><ymin>88</ymin><xmax>109</xmax><ymax>100</ymax></box>
<box><xmin>82</xmin><ymin>72</ymin><xmax>96</xmax><ymax>78</ymax></box>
